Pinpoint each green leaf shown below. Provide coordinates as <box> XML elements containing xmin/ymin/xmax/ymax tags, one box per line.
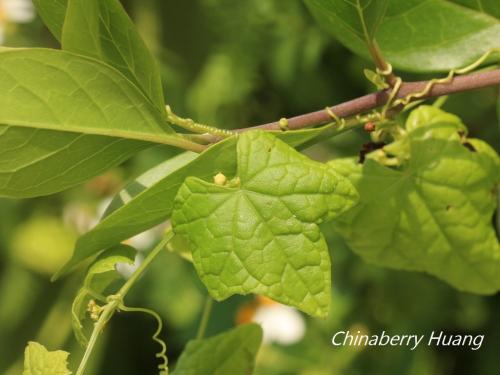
<box><xmin>0</xmin><ymin>48</ymin><xmax>174</xmax><ymax>140</ymax></box>
<box><xmin>33</xmin><ymin>0</ymin><xmax>68</xmax><ymax>41</ymax></box>
<box><xmin>55</xmin><ymin>130</ymin><xmax>330</xmax><ymax>279</ymax></box>
<box><xmin>62</xmin><ymin>0</ymin><xmax>165</xmax><ymax>111</ymax></box>
<box><xmin>173</xmin><ymin>324</ymin><xmax>262</xmax><ymax>375</ymax></box>
<box><xmin>331</xmin><ymin>106</ymin><xmax>500</xmax><ymax>293</ymax></box>
<box><xmin>72</xmin><ymin>244</ymin><xmax>136</xmax><ymax>346</ymax></box>
<box><xmin>452</xmin><ymin>0</ymin><xmax>500</xmax><ymax>19</ymax></box>
<box><xmin>0</xmin><ymin>48</ymin><xmax>181</xmax><ymax>198</ymax></box>
<box><xmin>305</xmin><ymin>0</ymin><xmax>500</xmax><ymax>72</ymax></box>
<box><xmin>272</xmin><ymin>124</ymin><xmax>340</xmax><ymax>149</ymax></box>
<box><xmin>23</xmin><ymin>341</ymin><xmax>71</xmax><ymax>375</ymax></box>
<box><xmin>54</xmin><ymin>138</ymin><xmax>237</xmax><ymax>279</ymax></box>
<box><xmin>172</xmin><ymin>131</ymin><xmax>358</xmax><ymax>317</ymax></box>
<box><xmin>0</xmin><ymin>127</ymin><xmax>149</xmax><ymax>198</ymax></box>
<box><xmin>304</xmin><ymin>0</ymin><xmax>388</xmax><ymax>44</ymax></box>
<box><xmin>363</xmin><ymin>68</ymin><xmax>389</xmax><ymax>89</ymax></box>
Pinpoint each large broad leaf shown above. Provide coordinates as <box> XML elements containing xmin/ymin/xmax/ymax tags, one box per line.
<box><xmin>62</xmin><ymin>0</ymin><xmax>165</xmax><ymax>111</ymax></box>
<box><xmin>173</xmin><ymin>324</ymin><xmax>262</xmax><ymax>375</ymax></box>
<box><xmin>305</xmin><ymin>0</ymin><xmax>500</xmax><ymax>72</ymax></box>
<box><xmin>172</xmin><ymin>131</ymin><xmax>358</xmax><ymax>317</ymax></box>
<box><xmin>0</xmin><ymin>127</ymin><xmax>149</xmax><ymax>198</ymax></box>
<box><xmin>54</xmin><ymin>138</ymin><xmax>237</xmax><ymax>279</ymax></box>
<box><xmin>72</xmin><ymin>244</ymin><xmax>135</xmax><ymax>346</ymax></box>
<box><xmin>0</xmin><ymin>48</ymin><xmax>178</xmax><ymax>198</ymax></box>
<box><xmin>331</xmin><ymin>106</ymin><xmax>500</xmax><ymax>293</ymax></box>
<box><xmin>23</xmin><ymin>341</ymin><xmax>71</xmax><ymax>375</ymax></box>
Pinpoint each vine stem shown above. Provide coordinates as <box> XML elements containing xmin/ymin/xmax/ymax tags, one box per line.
<box><xmin>236</xmin><ymin>68</ymin><xmax>500</xmax><ymax>133</ymax></box>
<box><xmin>196</xmin><ymin>296</ymin><xmax>214</xmax><ymax>340</ymax></box>
<box><xmin>75</xmin><ymin>232</ymin><xmax>174</xmax><ymax>375</ymax></box>
<box><xmin>170</xmin><ymin>68</ymin><xmax>500</xmax><ymax>149</ymax></box>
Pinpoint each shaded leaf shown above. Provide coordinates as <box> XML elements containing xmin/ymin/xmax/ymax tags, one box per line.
<box><xmin>452</xmin><ymin>0</ymin><xmax>500</xmax><ymax>19</ymax></box>
<box><xmin>332</xmin><ymin>106</ymin><xmax>500</xmax><ymax>293</ymax></box>
<box><xmin>306</xmin><ymin>0</ymin><xmax>500</xmax><ymax>72</ymax></box>
<box><xmin>305</xmin><ymin>0</ymin><xmax>388</xmax><ymax>43</ymax></box>
<box><xmin>173</xmin><ymin>324</ymin><xmax>262</xmax><ymax>375</ymax></box>
<box><xmin>33</xmin><ymin>0</ymin><xmax>68</xmax><ymax>41</ymax></box>
<box><xmin>172</xmin><ymin>131</ymin><xmax>358</xmax><ymax>317</ymax></box>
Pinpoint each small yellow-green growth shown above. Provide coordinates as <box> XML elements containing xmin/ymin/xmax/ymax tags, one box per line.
<box><xmin>279</xmin><ymin>117</ymin><xmax>289</xmax><ymax>131</ymax></box>
<box><xmin>87</xmin><ymin>299</ymin><xmax>101</xmax><ymax>321</ymax></box>
<box><xmin>213</xmin><ymin>173</ymin><xmax>227</xmax><ymax>186</ymax></box>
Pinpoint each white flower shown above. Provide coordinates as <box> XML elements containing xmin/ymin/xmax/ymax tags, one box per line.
<box><xmin>0</xmin><ymin>0</ymin><xmax>35</xmax><ymax>44</ymax></box>
<box><xmin>253</xmin><ymin>304</ymin><xmax>306</xmax><ymax>345</ymax></box>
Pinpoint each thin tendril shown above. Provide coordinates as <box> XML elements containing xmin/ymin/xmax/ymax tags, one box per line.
<box><xmin>325</xmin><ymin>107</ymin><xmax>346</xmax><ymax>129</ymax></box>
<box><xmin>381</xmin><ymin>77</ymin><xmax>402</xmax><ymax>118</ymax></box>
<box><xmin>376</xmin><ymin>62</ymin><xmax>393</xmax><ymax>77</ymax></box>
<box><xmin>392</xmin><ymin>48</ymin><xmax>500</xmax><ymax>109</ymax></box>
<box><xmin>120</xmin><ymin>305</ymin><xmax>169</xmax><ymax>375</ymax></box>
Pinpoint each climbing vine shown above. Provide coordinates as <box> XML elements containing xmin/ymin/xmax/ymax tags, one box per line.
<box><xmin>1</xmin><ymin>0</ymin><xmax>498</xmax><ymax>374</ymax></box>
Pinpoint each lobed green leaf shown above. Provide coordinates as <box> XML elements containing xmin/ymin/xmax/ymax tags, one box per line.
<box><xmin>332</xmin><ymin>106</ymin><xmax>500</xmax><ymax>293</ymax></box>
<box><xmin>172</xmin><ymin>131</ymin><xmax>358</xmax><ymax>317</ymax></box>
<box><xmin>23</xmin><ymin>341</ymin><xmax>71</xmax><ymax>375</ymax></box>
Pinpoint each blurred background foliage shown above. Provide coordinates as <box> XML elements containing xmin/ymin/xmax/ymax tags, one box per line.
<box><xmin>0</xmin><ymin>0</ymin><xmax>499</xmax><ymax>374</ymax></box>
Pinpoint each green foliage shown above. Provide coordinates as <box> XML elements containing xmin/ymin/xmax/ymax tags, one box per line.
<box><xmin>173</xmin><ymin>324</ymin><xmax>262</xmax><ymax>375</ymax></box>
<box><xmin>0</xmin><ymin>48</ymin><xmax>179</xmax><ymax>198</ymax></box>
<box><xmin>0</xmin><ymin>125</ymin><xmax>149</xmax><ymax>198</ymax></box>
<box><xmin>2</xmin><ymin>0</ymin><xmax>500</xmax><ymax>374</ymax></box>
<box><xmin>55</xmin><ymin>138</ymin><xmax>237</xmax><ymax>278</ymax></box>
<box><xmin>331</xmin><ymin>106</ymin><xmax>500</xmax><ymax>293</ymax></box>
<box><xmin>10</xmin><ymin>215</ymin><xmax>76</xmax><ymax>275</ymax></box>
<box><xmin>62</xmin><ymin>0</ymin><xmax>165</xmax><ymax>110</ymax></box>
<box><xmin>32</xmin><ymin>0</ymin><xmax>68</xmax><ymax>40</ymax></box>
<box><xmin>172</xmin><ymin>131</ymin><xmax>358</xmax><ymax>317</ymax></box>
<box><xmin>23</xmin><ymin>342</ymin><xmax>71</xmax><ymax>375</ymax></box>
<box><xmin>0</xmin><ymin>48</ymin><xmax>174</xmax><ymax>140</ymax></box>
<box><xmin>453</xmin><ymin>0</ymin><xmax>500</xmax><ymax>18</ymax></box>
<box><xmin>305</xmin><ymin>0</ymin><xmax>500</xmax><ymax>72</ymax></box>
<box><xmin>304</xmin><ymin>0</ymin><xmax>388</xmax><ymax>43</ymax></box>
<box><xmin>71</xmin><ymin>244</ymin><xmax>136</xmax><ymax>346</ymax></box>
